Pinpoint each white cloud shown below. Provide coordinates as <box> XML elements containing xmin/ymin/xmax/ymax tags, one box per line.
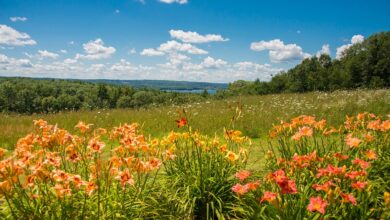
<box><xmin>200</xmin><ymin>56</ymin><xmax>227</xmax><ymax>69</ymax></box>
<box><xmin>68</xmin><ymin>41</ymin><xmax>75</xmax><ymax>45</ymax></box>
<box><xmin>336</xmin><ymin>34</ymin><xmax>364</xmax><ymax>59</ymax></box>
<box><xmin>141</xmin><ymin>40</ymin><xmax>207</xmax><ymax>57</ymax></box>
<box><xmin>64</xmin><ymin>58</ymin><xmax>77</xmax><ymax>64</ymax></box>
<box><xmin>0</xmin><ymin>53</ymin><xmax>32</xmax><ymax>69</ymax></box>
<box><xmin>75</xmin><ymin>38</ymin><xmax>116</xmax><ymax>60</ymax></box>
<box><xmin>159</xmin><ymin>0</ymin><xmax>188</xmax><ymax>4</ymax></box>
<box><xmin>169</xmin><ymin>30</ymin><xmax>229</xmax><ymax>43</ymax></box>
<box><xmin>182</xmin><ymin>56</ymin><xmax>226</xmax><ymax>70</ymax></box>
<box><xmin>232</xmin><ymin>61</ymin><xmax>282</xmax><ymax>81</ymax></box>
<box><xmin>0</xmin><ymin>24</ymin><xmax>36</xmax><ymax>46</ymax></box>
<box><xmin>351</xmin><ymin>35</ymin><xmax>364</xmax><ymax>44</ymax></box>
<box><xmin>38</xmin><ymin>50</ymin><xmax>59</xmax><ymax>59</ymax></box>
<box><xmin>159</xmin><ymin>40</ymin><xmax>208</xmax><ymax>54</ymax></box>
<box><xmin>251</xmin><ymin>39</ymin><xmax>310</xmax><ymax>63</ymax></box>
<box><xmin>169</xmin><ymin>53</ymin><xmax>190</xmax><ymax>64</ymax></box>
<box><xmin>141</xmin><ymin>48</ymin><xmax>165</xmax><ymax>56</ymax></box>
<box><xmin>129</xmin><ymin>48</ymin><xmax>137</xmax><ymax>54</ymax></box>
<box><xmin>0</xmin><ymin>51</ymin><xmax>284</xmax><ymax>82</ymax></box>
<box><xmin>111</xmin><ymin>59</ymin><xmax>137</xmax><ymax>72</ymax></box>
<box><xmin>10</xmin><ymin>17</ymin><xmax>28</xmax><ymax>22</ymax></box>
<box><xmin>60</xmin><ymin>49</ymin><xmax>67</xmax><ymax>54</ymax></box>
<box><xmin>316</xmin><ymin>44</ymin><xmax>330</xmax><ymax>57</ymax></box>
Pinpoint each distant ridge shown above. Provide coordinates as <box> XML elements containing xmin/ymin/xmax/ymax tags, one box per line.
<box><xmin>0</xmin><ymin>76</ymin><xmax>228</xmax><ymax>90</ymax></box>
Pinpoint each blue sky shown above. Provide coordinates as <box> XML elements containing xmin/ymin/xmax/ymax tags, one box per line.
<box><xmin>0</xmin><ymin>0</ymin><xmax>389</xmax><ymax>82</ymax></box>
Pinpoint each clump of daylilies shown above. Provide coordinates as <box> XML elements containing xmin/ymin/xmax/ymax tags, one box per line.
<box><xmin>0</xmin><ymin>119</ymin><xmax>169</xmax><ymax>219</ymax></box>
<box><xmin>0</xmin><ymin>110</ymin><xmax>249</xmax><ymax>219</ymax></box>
<box><xmin>232</xmin><ymin>113</ymin><xmax>390</xmax><ymax>219</ymax></box>
<box><xmin>0</xmin><ymin>112</ymin><xmax>388</xmax><ymax>219</ymax></box>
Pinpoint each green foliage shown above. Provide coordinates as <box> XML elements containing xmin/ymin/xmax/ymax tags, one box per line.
<box><xmin>234</xmin><ymin>113</ymin><xmax>390</xmax><ymax>219</ymax></box>
<box><xmin>0</xmin><ymin>78</ymin><xmax>207</xmax><ymax>114</ymax></box>
<box><xmin>228</xmin><ymin>31</ymin><xmax>390</xmax><ymax>96</ymax></box>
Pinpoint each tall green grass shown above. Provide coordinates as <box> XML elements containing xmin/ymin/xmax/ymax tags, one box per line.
<box><xmin>1</xmin><ymin>89</ymin><xmax>389</xmax><ymax>150</ymax></box>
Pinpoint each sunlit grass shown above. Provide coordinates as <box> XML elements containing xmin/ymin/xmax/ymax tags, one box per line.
<box><xmin>1</xmin><ymin>89</ymin><xmax>389</xmax><ymax>150</ymax></box>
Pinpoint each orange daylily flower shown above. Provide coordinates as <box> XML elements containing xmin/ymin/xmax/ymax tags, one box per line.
<box><xmin>0</xmin><ymin>148</ymin><xmax>7</xmax><ymax>159</ymax></box>
<box><xmin>345</xmin><ymin>134</ymin><xmax>361</xmax><ymax>148</ymax></box>
<box><xmin>232</xmin><ymin>183</ymin><xmax>248</xmax><ymax>196</ymax></box>
<box><xmin>364</xmin><ymin>150</ymin><xmax>377</xmax><ymax>160</ymax></box>
<box><xmin>352</xmin><ymin>181</ymin><xmax>367</xmax><ymax>190</ymax></box>
<box><xmin>316</xmin><ymin>165</ymin><xmax>346</xmax><ymax>178</ymax></box>
<box><xmin>345</xmin><ymin>171</ymin><xmax>367</xmax><ymax>180</ymax></box>
<box><xmin>334</xmin><ymin>152</ymin><xmax>349</xmax><ymax>160</ymax></box>
<box><xmin>85</xmin><ymin>181</ymin><xmax>96</xmax><ymax>196</ymax></box>
<box><xmin>164</xmin><ymin>149</ymin><xmax>176</xmax><ymax>160</ymax></box>
<box><xmin>381</xmin><ymin>119</ymin><xmax>390</xmax><ymax>131</ymax></box>
<box><xmin>312</xmin><ymin>181</ymin><xmax>335</xmax><ymax>192</ymax></box>
<box><xmin>245</xmin><ymin>180</ymin><xmax>260</xmax><ymax>191</ymax></box>
<box><xmin>175</xmin><ymin>118</ymin><xmax>187</xmax><ymax>128</ymax></box>
<box><xmin>363</xmin><ymin>133</ymin><xmax>374</xmax><ymax>142</ymax></box>
<box><xmin>260</xmin><ymin>191</ymin><xmax>277</xmax><ymax>204</ymax></box>
<box><xmin>71</xmin><ymin>175</ymin><xmax>84</xmax><ymax>189</ymax></box>
<box><xmin>88</xmin><ymin>137</ymin><xmax>105</xmax><ymax>153</ymax></box>
<box><xmin>75</xmin><ymin>121</ymin><xmax>93</xmax><ymax>133</ymax></box>
<box><xmin>53</xmin><ymin>184</ymin><xmax>72</xmax><ymax>198</ymax></box>
<box><xmin>235</xmin><ymin>170</ymin><xmax>251</xmax><ymax>182</ymax></box>
<box><xmin>352</xmin><ymin>158</ymin><xmax>370</xmax><ymax>169</ymax></box>
<box><xmin>367</xmin><ymin>119</ymin><xmax>381</xmax><ymax>130</ymax></box>
<box><xmin>115</xmin><ymin>169</ymin><xmax>134</xmax><ymax>187</ymax></box>
<box><xmin>33</xmin><ymin>119</ymin><xmax>48</xmax><ymax>129</ymax></box>
<box><xmin>307</xmin><ymin>196</ymin><xmax>328</xmax><ymax>214</ymax></box>
<box><xmin>226</xmin><ymin>151</ymin><xmax>239</xmax><ymax>162</ymax></box>
<box><xmin>0</xmin><ymin>180</ymin><xmax>11</xmax><ymax>192</ymax></box>
<box><xmin>340</xmin><ymin>193</ymin><xmax>357</xmax><ymax>205</ymax></box>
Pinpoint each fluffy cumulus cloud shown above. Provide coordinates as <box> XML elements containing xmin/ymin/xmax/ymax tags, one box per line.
<box><xmin>336</xmin><ymin>34</ymin><xmax>364</xmax><ymax>59</ymax></box>
<box><xmin>0</xmin><ymin>24</ymin><xmax>36</xmax><ymax>46</ymax></box>
<box><xmin>0</xmin><ymin>53</ymin><xmax>32</xmax><ymax>70</ymax></box>
<box><xmin>200</xmin><ymin>56</ymin><xmax>227</xmax><ymax>69</ymax></box>
<box><xmin>159</xmin><ymin>0</ymin><xmax>188</xmax><ymax>4</ymax></box>
<box><xmin>38</xmin><ymin>50</ymin><xmax>59</xmax><ymax>59</ymax></box>
<box><xmin>1</xmin><ymin>50</ymin><xmax>283</xmax><ymax>82</ymax></box>
<box><xmin>181</xmin><ymin>56</ymin><xmax>226</xmax><ymax>71</ymax></box>
<box><xmin>251</xmin><ymin>39</ymin><xmax>310</xmax><ymax>63</ymax></box>
<box><xmin>316</xmin><ymin>44</ymin><xmax>331</xmax><ymax>57</ymax></box>
<box><xmin>169</xmin><ymin>30</ymin><xmax>229</xmax><ymax>43</ymax></box>
<box><xmin>159</xmin><ymin>40</ymin><xmax>208</xmax><ymax>54</ymax></box>
<box><xmin>10</xmin><ymin>17</ymin><xmax>28</xmax><ymax>22</ymax></box>
<box><xmin>140</xmin><ymin>48</ymin><xmax>165</xmax><ymax>56</ymax></box>
<box><xmin>141</xmin><ymin>40</ymin><xmax>208</xmax><ymax>57</ymax></box>
<box><xmin>233</xmin><ymin>62</ymin><xmax>282</xmax><ymax>80</ymax></box>
<box><xmin>75</xmin><ymin>38</ymin><xmax>116</xmax><ymax>60</ymax></box>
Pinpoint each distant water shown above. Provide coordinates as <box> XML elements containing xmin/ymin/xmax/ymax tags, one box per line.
<box><xmin>162</xmin><ymin>89</ymin><xmax>217</xmax><ymax>94</ymax></box>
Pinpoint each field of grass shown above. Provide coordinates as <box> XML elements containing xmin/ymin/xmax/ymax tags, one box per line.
<box><xmin>0</xmin><ymin>89</ymin><xmax>389</xmax><ymax>219</ymax></box>
<box><xmin>1</xmin><ymin>89</ymin><xmax>389</xmax><ymax>150</ymax></box>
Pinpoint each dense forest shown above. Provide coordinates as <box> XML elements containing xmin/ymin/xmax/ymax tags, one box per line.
<box><xmin>1</xmin><ymin>31</ymin><xmax>389</xmax><ymax>114</ymax></box>
<box><xmin>0</xmin><ymin>78</ymin><xmax>207</xmax><ymax>114</ymax></box>
<box><xmin>223</xmin><ymin>31</ymin><xmax>390</xmax><ymax>95</ymax></box>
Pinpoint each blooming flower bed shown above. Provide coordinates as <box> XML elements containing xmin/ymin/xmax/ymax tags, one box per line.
<box><xmin>0</xmin><ymin>112</ymin><xmax>389</xmax><ymax>219</ymax></box>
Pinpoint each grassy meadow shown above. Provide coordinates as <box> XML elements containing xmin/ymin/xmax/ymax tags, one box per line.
<box><xmin>1</xmin><ymin>89</ymin><xmax>389</xmax><ymax>150</ymax></box>
<box><xmin>0</xmin><ymin>89</ymin><xmax>389</xmax><ymax>219</ymax></box>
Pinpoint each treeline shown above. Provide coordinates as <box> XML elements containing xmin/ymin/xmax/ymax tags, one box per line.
<box><xmin>223</xmin><ymin>31</ymin><xmax>390</xmax><ymax>95</ymax></box>
<box><xmin>0</xmin><ymin>78</ymin><xmax>206</xmax><ymax>114</ymax></box>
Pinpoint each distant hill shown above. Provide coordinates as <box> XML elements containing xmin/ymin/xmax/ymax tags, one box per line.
<box><xmin>82</xmin><ymin>79</ymin><xmax>228</xmax><ymax>90</ymax></box>
<box><xmin>0</xmin><ymin>77</ymin><xmax>228</xmax><ymax>91</ymax></box>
